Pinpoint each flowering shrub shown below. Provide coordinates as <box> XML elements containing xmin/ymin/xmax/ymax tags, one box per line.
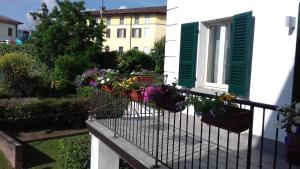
<box><xmin>113</xmin><ymin>77</ymin><xmax>140</xmax><ymax>91</ymax></box>
<box><xmin>278</xmin><ymin>102</ymin><xmax>300</xmax><ymax>136</ymax></box>
<box><xmin>143</xmin><ymin>83</ymin><xmax>185</xmax><ymax>112</ymax></box>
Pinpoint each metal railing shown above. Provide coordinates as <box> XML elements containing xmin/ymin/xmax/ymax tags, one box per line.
<box><xmin>89</xmin><ymin>89</ymin><xmax>300</xmax><ymax>169</ymax></box>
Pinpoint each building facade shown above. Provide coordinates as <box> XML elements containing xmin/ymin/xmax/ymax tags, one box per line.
<box><xmin>164</xmin><ymin>0</ymin><xmax>300</xmax><ymax>142</ymax></box>
<box><xmin>91</xmin><ymin>6</ymin><xmax>166</xmax><ymax>53</ymax></box>
<box><xmin>0</xmin><ymin>15</ymin><xmax>22</xmax><ymax>43</ymax></box>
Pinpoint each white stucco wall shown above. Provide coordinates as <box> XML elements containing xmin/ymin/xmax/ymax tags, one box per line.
<box><xmin>165</xmin><ymin>0</ymin><xmax>299</xmax><ymax>141</ymax></box>
<box><xmin>0</xmin><ymin>23</ymin><xmax>17</xmax><ymax>41</ymax></box>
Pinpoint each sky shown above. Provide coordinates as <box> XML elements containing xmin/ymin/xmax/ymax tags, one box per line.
<box><xmin>0</xmin><ymin>0</ymin><xmax>167</xmax><ymax>29</ymax></box>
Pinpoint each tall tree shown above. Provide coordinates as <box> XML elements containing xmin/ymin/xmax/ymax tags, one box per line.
<box><xmin>150</xmin><ymin>36</ymin><xmax>165</xmax><ymax>74</ymax></box>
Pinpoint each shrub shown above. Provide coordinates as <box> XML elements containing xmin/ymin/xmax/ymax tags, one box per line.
<box><xmin>117</xmin><ymin>50</ymin><xmax>155</xmax><ymax>73</ymax></box>
<box><xmin>58</xmin><ymin>134</ymin><xmax>91</xmax><ymax>169</ymax></box>
<box><xmin>91</xmin><ymin>51</ymin><xmax>118</xmax><ymax>69</ymax></box>
<box><xmin>0</xmin><ymin>44</ymin><xmax>37</xmax><ymax>57</ymax></box>
<box><xmin>76</xmin><ymin>86</ymin><xmax>95</xmax><ymax>97</ymax></box>
<box><xmin>150</xmin><ymin>37</ymin><xmax>165</xmax><ymax>74</ymax></box>
<box><xmin>0</xmin><ymin>97</ymin><xmax>89</xmax><ymax>129</ymax></box>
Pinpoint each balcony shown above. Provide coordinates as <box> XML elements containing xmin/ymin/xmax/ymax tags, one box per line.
<box><xmin>87</xmin><ymin>89</ymin><xmax>300</xmax><ymax>169</ymax></box>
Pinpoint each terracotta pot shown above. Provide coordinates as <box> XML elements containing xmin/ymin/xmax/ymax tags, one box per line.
<box><xmin>101</xmin><ymin>84</ymin><xmax>113</xmax><ymax>93</ymax></box>
<box><xmin>201</xmin><ymin>107</ymin><xmax>252</xmax><ymax>133</ymax></box>
<box><xmin>129</xmin><ymin>89</ymin><xmax>144</xmax><ymax>101</ymax></box>
<box><xmin>287</xmin><ymin>135</ymin><xmax>300</xmax><ymax>165</ymax></box>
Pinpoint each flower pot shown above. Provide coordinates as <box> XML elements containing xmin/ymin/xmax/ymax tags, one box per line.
<box><xmin>201</xmin><ymin>107</ymin><xmax>252</xmax><ymax>133</ymax></box>
<box><xmin>287</xmin><ymin>135</ymin><xmax>300</xmax><ymax>165</ymax></box>
<box><xmin>153</xmin><ymin>95</ymin><xmax>186</xmax><ymax>112</ymax></box>
<box><xmin>137</xmin><ymin>76</ymin><xmax>154</xmax><ymax>83</ymax></box>
<box><xmin>101</xmin><ymin>84</ymin><xmax>113</xmax><ymax>93</ymax></box>
<box><xmin>129</xmin><ymin>89</ymin><xmax>144</xmax><ymax>101</ymax></box>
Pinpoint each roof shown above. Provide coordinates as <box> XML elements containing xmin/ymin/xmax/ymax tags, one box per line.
<box><xmin>0</xmin><ymin>15</ymin><xmax>23</xmax><ymax>25</ymax></box>
<box><xmin>90</xmin><ymin>6</ymin><xmax>166</xmax><ymax>17</ymax></box>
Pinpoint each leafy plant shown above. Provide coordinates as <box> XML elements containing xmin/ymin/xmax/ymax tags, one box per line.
<box><xmin>150</xmin><ymin>36</ymin><xmax>165</xmax><ymax>74</ymax></box>
<box><xmin>58</xmin><ymin>135</ymin><xmax>91</xmax><ymax>169</ymax></box>
<box><xmin>117</xmin><ymin>49</ymin><xmax>155</xmax><ymax>73</ymax></box>
<box><xmin>278</xmin><ymin>102</ymin><xmax>300</xmax><ymax>136</ymax></box>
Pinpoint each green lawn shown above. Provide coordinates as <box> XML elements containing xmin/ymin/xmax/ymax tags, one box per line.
<box><xmin>24</xmin><ymin>134</ymin><xmax>88</xmax><ymax>169</ymax></box>
<box><xmin>0</xmin><ymin>150</ymin><xmax>13</xmax><ymax>169</ymax></box>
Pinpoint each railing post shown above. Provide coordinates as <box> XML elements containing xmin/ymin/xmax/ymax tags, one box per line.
<box><xmin>154</xmin><ymin>108</ymin><xmax>161</xmax><ymax>168</ymax></box>
<box><xmin>246</xmin><ymin>105</ymin><xmax>254</xmax><ymax>169</ymax></box>
<box><xmin>114</xmin><ymin>92</ymin><xmax>118</xmax><ymax>138</ymax></box>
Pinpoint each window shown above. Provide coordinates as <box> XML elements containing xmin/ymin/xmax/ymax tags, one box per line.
<box><xmin>8</xmin><ymin>28</ymin><xmax>12</xmax><ymax>36</ymax></box>
<box><xmin>105</xmin><ymin>46</ymin><xmax>110</xmax><ymax>52</ymax></box>
<box><xmin>117</xmin><ymin>28</ymin><xmax>126</xmax><ymax>38</ymax></box>
<box><xmin>106</xmin><ymin>29</ymin><xmax>111</xmax><ymax>38</ymax></box>
<box><xmin>145</xmin><ymin>15</ymin><xmax>150</xmax><ymax>24</ymax></box>
<box><xmin>177</xmin><ymin>12</ymin><xmax>254</xmax><ymax>97</ymax></box>
<box><xmin>107</xmin><ymin>17</ymin><xmax>111</xmax><ymax>25</ymax></box>
<box><xmin>204</xmin><ymin>21</ymin><xmax>231</xmax><ymax>90</ymax></box>
<box><xmin>143</xmin><ymin>47</ymin><xmax>150</xmax><ymax>54</ymax></box>
<box><xmin>119</xmin><ymin>46</ymin><xmax>124</xmax><ymax>52</ymax></box>
<box><xmin>132</xmin><ymin>28</ymin><xmax>141</xmax><ymax>38</ymax></box>
<box><xmin>144</xmin><ymin>27</ymin><xmax>151</xmax><ymax>38</ymax></box>
<box><xmin>134</xmin><ymin>47</ymin><xmax>139</xmax><ymax>50</ymax></box>
<box><xmin>120</xmin><ymin>16</ymin><xmax>124</xmax><ymax>25</ymax></box>
<box><xmin>134</xmin><ymin>16</ymin><xmax>139</xmax><ymax>24</ymax></box>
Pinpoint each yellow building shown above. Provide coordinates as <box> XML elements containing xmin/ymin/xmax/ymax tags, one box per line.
<box><xmin>91</xmin><ymin>6</ymin><xmax>166</xmax><ymax>53</ymax></box>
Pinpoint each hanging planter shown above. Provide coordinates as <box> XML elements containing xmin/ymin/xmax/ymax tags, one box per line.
<box><xmin>201</xmin><ymin>106</ymin><xmax>252</xmax><ymax>133</ymax></box>
<box><xmin>153</xmin><ymin>95</ymin><xmax>186</xmax><ymax>112</ymax></box>
<box><xmin>286</xmin><ymin>134</ymin><xmax>300</xmax><ymax>165</ymax></box>
<box><xmin>129</xmin><ymin>89</ymin><xmax>144</xmax><ymax>101</ymax></box>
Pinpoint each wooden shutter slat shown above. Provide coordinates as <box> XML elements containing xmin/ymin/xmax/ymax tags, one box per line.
<box><xmin>228</xmin><ymin>11</ymin><xmax>254</xmax><ymax>97</ymax></box>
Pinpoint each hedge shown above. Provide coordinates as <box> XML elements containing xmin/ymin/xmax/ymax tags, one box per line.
<box><xmin>0</xmin><ymin>97</ymin><xmax>89</xmax><ymax>129</ymax></box>
<box><xmin>0</xmin><ymin>44</ymin><xmax>37</xmax><ymax>57</ymax></box>
<box><xmin>58</xmin><ymin>134</ymin><xmax>91</xmax><ymax>169</ymax></box>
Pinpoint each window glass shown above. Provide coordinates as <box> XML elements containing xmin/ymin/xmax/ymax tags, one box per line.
<box><xmin>134</xmin><ymin>47</ymin><xmax>139</xmax><ymax>50</ymax></box>
<box><xmin>205</xmin><ymin>21</ymin><xmax>231</xmax><ymax>87</ymax></box>
<box><xmin>8</xmin><ymin>28</ymin><xmax>12</xmax><ymax>36</ymax></box>
<box><xmin>132</xmin><ymin>28</ymin><xmax>141</xmax><ymax>38</ymax></box>
<box><xmin>106</xmin><ymin>17</ymin><xmax>111</xmax><ymax>25</ymax></box>
<box><xmin>119</xmin><ymin>46</ymin><xmax>124</xmax><ymax>52</ymax></box>
<box><xmin>106</xmin><ymin>29</ymin><xmax>111</xmax><ymax>38</ymax></box>
<box><xmin>134</xmin><ymin>16</ymin><xmax>139</xmax><ymax>24</ymax></box>
<box><xmin>120</xmin><ymin>16</ymin><xmax>124</xmax><ymax>25</ymax></box>
<box><xmin>144</xmin><ymin>27</ymin><xmax>151</xmax><ymax>38</ymax></box>
<box><xmin>145</xmin><ymin>15</ymin><xmax>151</xmax><ymax>24</ymax></box>
<box><xmin>117</xmin><ymin>28</ymin><xmax>126</xmax><ymax>38</ymax></box>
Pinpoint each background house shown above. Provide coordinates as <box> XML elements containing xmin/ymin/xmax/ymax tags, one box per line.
<box><xmin>90</xmin><ymin>6</ymin><xmax>166</xmax><ymax>53</ymax></box>
<box><xmin>0</xmin><ymin>15</ymin><xmax>23</xmax><ymax>43</ymax></box>
<box><xmin>164</xmin><ymin>0</ymin><xmax>300</xmax><ymax>142</ymax></box>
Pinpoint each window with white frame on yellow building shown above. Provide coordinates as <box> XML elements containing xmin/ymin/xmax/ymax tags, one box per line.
<box><xmin>117</xmin><ymin>28</ymin><xmax>126</xmax><ymax>38</ymax></box>
<box><xmin>134</xmin><ymin>16</ymin><xmax>139</xmax><ymax>24</ymax></box>
<box><xmin>132</xmin><ymin>28</ymin><xmax>141</xmax><ymax>38</ymax></box>
<box><xmin>120</xmin><ymin>16</ymin><xmax>124</xmax><ymax>25</ymax></box>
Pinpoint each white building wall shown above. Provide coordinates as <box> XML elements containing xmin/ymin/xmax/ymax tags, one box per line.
<box><xmin>0</xmin><ymin>23</ymin><xmax>17</xmax><ymax>41</ymax></box>
<box><xmin>165</xmin><ymin>0</ymin><xmax>300</xmax><ymax>142</ymax></box>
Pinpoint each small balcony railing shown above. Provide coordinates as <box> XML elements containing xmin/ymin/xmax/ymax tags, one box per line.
<box><xmin>88</xmin><ymin>86</ymin><xmax>300</xmax><ymax>169</ymax></box>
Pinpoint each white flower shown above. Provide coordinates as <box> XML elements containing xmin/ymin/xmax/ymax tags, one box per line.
<box><xmin>100</xmin><ymin>80</ymin><xmax>105</xmax><ymax>84</ymax></box>
<box><xmin>295</xmin><ymin>102</ymin><xmax>300</xmax><ymax>113</ymax></box>
<box><xmin>97</xmin><ymin>77</ymin><xmax>102</xmax><ymax>81</ymax></box>
<box><xmin>106</xmin><ymin>78</ymin><xmax>110</xmax><ymax>82</ymax></box>
<box><xmin>294</xmin><ymin>116</ymin><xmax>300</xmax><ymax>123</ymax></box>
<box><xmin>291</xmin><ymin>125</ymin><xmax>297</xmax><ymax>133</ymax></box>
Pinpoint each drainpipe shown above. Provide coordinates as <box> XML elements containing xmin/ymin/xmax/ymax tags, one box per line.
<box><xmin>129</xmin><ymin>15</ymin><xmax>132</xmax><ymax>50</ymax></box>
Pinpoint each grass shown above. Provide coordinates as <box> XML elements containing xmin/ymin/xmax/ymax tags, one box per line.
<box><xmin>24</xmin><ymin>134</ymin><xmax>89</xmax><ymax>169</ymax></box>
<box><xmin>0</xmin><ymin>150</ymin><xmax>13</xmax><ymax>169</ymax></box>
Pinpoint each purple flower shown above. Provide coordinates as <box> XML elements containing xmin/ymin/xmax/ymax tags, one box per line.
<box><xmin>89</xmin><ymin>80</ymin><xmax>98</xmax><ymax>87</ymax></box>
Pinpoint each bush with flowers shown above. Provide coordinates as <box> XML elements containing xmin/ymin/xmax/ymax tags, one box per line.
<box><xmin>143</xmin><ymin>83</ymin><xmax>185</xmax><ymax>112</ymax></box>
<box><xmin>113</xmin><ymin>77</ymin><xmax>139</xmax><ymax>92</ymax></box>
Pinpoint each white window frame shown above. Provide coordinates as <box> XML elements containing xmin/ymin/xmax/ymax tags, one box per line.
<box><xmin>145</xmin><ymin>15</ymin><xmax>151</xmax><ymax>24</ymax></box>
<box><xmin>134</xmin><ymin>16</ymin><xmax>139</xmax><ymax>24</ymax></box>
<box><xmin>107</xmin><ymin>17</ymin><xmax>111</xmax><ymax>25</ymax></box>
<box><xmin>120</xmin><ymin>16</ymin><xmax>124</xmax><ymax>25</ymax></box>
<box><xmin>144</xmin><ymin>27</ymin><xmax>151</xmax><ymax>38</ymax></box>
<box><xmin>197</xmin><ymin>18</ymin><xmax>232</xmax><ymax>92</ymax></box>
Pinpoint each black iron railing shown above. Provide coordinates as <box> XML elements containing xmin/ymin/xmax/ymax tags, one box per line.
<box><xmin>89</xmin><ymin>89</ymin><xmax>299</xmax><ymax>169</ymax></box>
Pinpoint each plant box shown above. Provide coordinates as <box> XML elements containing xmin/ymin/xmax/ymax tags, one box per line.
<box><xmin>137</xmin><ymin>76</ymin><xmax>154</xmax><ymax>83</ymax></box>
<box><xmin>101</xmin><ymin>84</ymin><xmax>113</xmax><ymax>93</ymax></box>
<box><xmin>129</xmin><ymin>89</ymin><xmax>143</xmax><ymax>101</ymax></box>
<box><xmin>154</xmin><ymin>95</ymin><xmax>186</xmax><ymax>112</ymax></box>
<box><xmin>201</xmin><ymin>107</ymin><xmax>252</xmax><ymax>133</ymax></box>
<box><xmin>287</xmin><ymin>135</ymin><xmax>300</xmax><ymax>165</ymax></box>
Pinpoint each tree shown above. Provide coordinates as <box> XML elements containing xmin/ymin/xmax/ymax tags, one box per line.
<box><xmin>150</xmin><ymin>36</ymin><xmax>165</xmax><ymax>74</ymax></box>
<box><xmin>31</xmin><ymin>0</ymin><xmax>105</xmax><ymax>68</ymax></box>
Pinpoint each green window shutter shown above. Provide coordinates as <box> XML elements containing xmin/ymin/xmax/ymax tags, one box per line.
<box><xmin>178</xmin><ymin>22</ymin><xmax>199</xmax><ymax>88</ymax></box>
<box><xmin>292</xmin><ymin>3</ymin><xmax>300</xmax><ymax>102</ymax></box>
<box><xmin>228</xmin><ymin>12</ymin><xmax>254</xmax><ymax>97</ymax></box>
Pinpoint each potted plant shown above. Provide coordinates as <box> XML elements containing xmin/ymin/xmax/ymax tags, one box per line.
<box><xmin>131</xmin><ymin>70</ymin><xmax>156</xmax><ymax>84</ymax></box>
<box><xmin>114</xmin><ymin>77</ymin><xmax>144</xmax><ymax>101</ymax></box>
<box><xmin>97</xmin><ymin>69</ymin><xmax>118</xmax><ymax>93</ymax></box>
<box><xmin>143</xmin><ymin>83</ymin><xmax>186</xmax><ymax>112</ymax></box>
<box><xmin>189</xmin><ymin>93</ymin><xmax>252</xmax><ymax>133</ymax></box>
<box><xmin>278</xmin><ymin>102</ymin><xmax>300</xmax><ymax>165</ymax></box>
